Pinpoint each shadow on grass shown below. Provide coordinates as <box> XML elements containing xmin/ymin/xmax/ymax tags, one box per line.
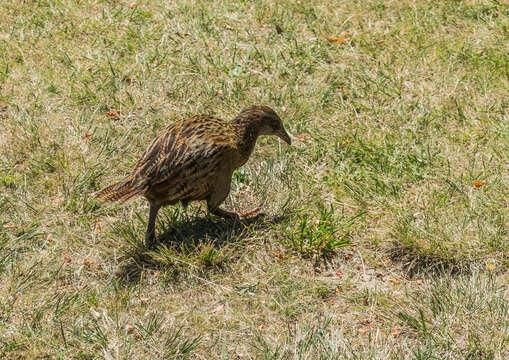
<box><xmin>389</xmin><ymin>242</ymin><xmax>469</xmax><ymax>277</ymax></box>
<box><xmin>114</xmin><ymin>212</ymin><xmax>285</xmax><ymax>285</ymax></box>
<box><xmin>157</xmin><ymin>213</ymin><xmax>279</xmax><ymax>248</ymax></box>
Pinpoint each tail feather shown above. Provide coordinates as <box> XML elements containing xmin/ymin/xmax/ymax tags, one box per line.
<box><xmin>94</xmin><ymin>177</ymin><xmax>144</xmax><ymax>204</ymax></box>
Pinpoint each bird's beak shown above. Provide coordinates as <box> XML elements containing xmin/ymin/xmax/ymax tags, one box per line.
<box><xmin>276</xmin><ymin>129</ymin><xmax>292</xmax><ymax>145</ymax></box>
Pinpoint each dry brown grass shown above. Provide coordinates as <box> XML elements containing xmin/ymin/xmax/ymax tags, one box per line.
<box><xmin>1</xmin><ymin>0</ymin><xmax>508</xmax><ymax>358</ymax></box>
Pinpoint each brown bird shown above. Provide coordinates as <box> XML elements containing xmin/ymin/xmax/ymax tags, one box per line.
<box><xmin>95</xmin><ymin>105</ymin><xmax>291</xmax><ymax>247</ymax></box>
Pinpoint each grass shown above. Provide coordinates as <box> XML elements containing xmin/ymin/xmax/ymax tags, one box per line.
<box><xmin>0</xmin><ymin>0</ymin><xmax>508</xmax><ymax>358</ymax></box>
<box><xmin>277</xmin><ymin>204</ymin><xmax>363</xmax><ymax>258</ymax></box>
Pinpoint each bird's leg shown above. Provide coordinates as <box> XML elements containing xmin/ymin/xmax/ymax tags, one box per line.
<box><xmin>209</xmin><ymin>204</ymin><xmax>263</xmax><ymax>221</ymax></box>
<box><xmin>207</xmin><ymin>176</ymin><xmax>239</xmax><ymax>220</ymax></box>
<box><xmin>208</xmin><ymin>206</ymin><xmax>240</xmax><ymax>220</ymax></box>
<box><xmin>145</xmin><ymin>203</ymin><xmax>161</xmax><ymax>248</ymax></box>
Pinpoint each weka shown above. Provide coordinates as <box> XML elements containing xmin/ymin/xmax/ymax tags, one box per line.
<box><xmin>95</xmin><ymin>106</ymin><xmax>291</xmax><ymax>246</ymax></box>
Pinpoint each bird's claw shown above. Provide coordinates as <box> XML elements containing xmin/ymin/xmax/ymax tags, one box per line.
<box><xmin>233</xmin><ymin>203</ymin><xmax>263</xmax><ymax>220</ymax></box>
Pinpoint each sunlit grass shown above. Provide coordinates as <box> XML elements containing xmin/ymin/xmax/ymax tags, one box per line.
<box><xmin>0</xmin><ymin>0</ymin><xmax>507</xmax><ymax>358</ymax></box>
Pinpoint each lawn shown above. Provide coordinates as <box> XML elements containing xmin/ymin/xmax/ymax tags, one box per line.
<box><xmin>0</xmin><ymin>0</ymin><xmax>508</xmax><ymax>358</ymax></box>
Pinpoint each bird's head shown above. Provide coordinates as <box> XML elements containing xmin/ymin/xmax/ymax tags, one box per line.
<box><xmin>236</xmin><ymin>106</ymin><xmax>291</xmax><ymax>145</ymax></box>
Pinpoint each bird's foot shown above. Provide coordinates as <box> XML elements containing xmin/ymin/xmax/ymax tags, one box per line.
<box><xmin>234</xmin><ymin>203</ymin><xmax>263</xmax><ymax>220</ymax></box>
<box><xmin>210</xmin><ymin>204</ymin><xmax>263</xmax><ymax>221</ymax></box>
<box><xmin>210</xmin><ymin>207</ymin><xmax>240</xmax><ymax>221</ymax></box>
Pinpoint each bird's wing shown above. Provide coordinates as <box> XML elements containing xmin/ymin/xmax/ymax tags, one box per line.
<box><xmin>130</xmin><ymin>116</ymin><xmax>235</xmax><ymax>189</ymax></box>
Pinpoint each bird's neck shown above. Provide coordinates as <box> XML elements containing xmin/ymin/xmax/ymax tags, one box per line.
<box><xmin>231</xmin><ymin>116</ymin><xmax>262</xmax><ymax>162</ymax></box>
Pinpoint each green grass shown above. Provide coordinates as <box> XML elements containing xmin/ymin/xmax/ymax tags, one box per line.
<box><xmin>277</xmin><ymin>204</ymin><xmax>364</xmax><ymax>257</ymax></box>
<box><xmin>1</xmin><ymin>0</ymin><xmax>508</xmax><ymax>358</ymax></box>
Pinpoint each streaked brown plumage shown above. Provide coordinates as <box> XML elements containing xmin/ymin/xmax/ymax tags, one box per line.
<box><xmin>95</xmin><ymin>105</ymin><xmax>291</xmax><ymax>246</ymax></box>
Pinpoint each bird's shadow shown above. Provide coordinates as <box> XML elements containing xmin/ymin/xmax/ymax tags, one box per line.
<box><xmin>158</xmin><ymin>212</ymin><xmax>275</xmax><ymax>248</ymax></box>
<box><xmin>115</xmin><ymin>212</ymin><xmax>285</xmax><ymax>285</ymax></box>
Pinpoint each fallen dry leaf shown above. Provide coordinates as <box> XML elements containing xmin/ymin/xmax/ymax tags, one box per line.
<box><xmin>63</xmin><ymin>253</ymin><xmax>72</xmax><ymax>263</ymax></box>
<box><xmin>472</xmin><ymin>181</ymin><xmax>485</xmax><ymax>188</ymax></box>
<box><xmin>83</xmin><ymin>258</ymin><xmax>91</xmax><ymax>266</ymax></box>
<box><xmin>275</xmin><ymin>24</ymin><xmax>283</xmax><ymax>34</ymax></box>
<box><xmin>106</xmin><ymin>110</ymin><xmax>121</xmax><ymax>119</ymax></box>
<box><xmin>297</xmin><ymin>134</ymin><xmax>311</xmax><ymax>141</ymax></box>
<box><xmin>328</xmin><ymin>37</ymin><xmax>346</xmax><ymax>43</ymax></box>
<box><xmin>129</xmin><ymin>2</ymin><xmax>137</xmax><ymax>8</ymax></box>
<box><xmin>126</xmin><ymin>324</ymin><xmax>135</xmax><ymax>333</ymax></box>
<box><xmin>389</xmin><ymin>277</ymin><xmax>401</xmax><ymax>285</ymax></box>
<box><xmin>2</xmin><ymin>223</ymin><xmax>15</xmax><ymax>229</ymax></box>
<box><xmin>122</xmin><ymin>76</ymin><xmax>133</xmax><ymax>84</ymax></box>
<box><xmin>335</xmin><ymin>271</ymin><xmax>343</xmax><ymax>279</ymax></box>
<box><xmin>83</xmin><ymin>133</ymin><xmax>94</xmax><ymax>139</ymax></box>
<box><xmin>232</xmin><ymin>190</ymin><xmax>247</xmax><ymax>198</ymax></box>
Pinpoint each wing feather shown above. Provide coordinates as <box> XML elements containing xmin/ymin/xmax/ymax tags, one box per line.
<box><xmin>129</xmin><ymin>116</ymin><xmax>234</xmax><ymax>197</ymax></box>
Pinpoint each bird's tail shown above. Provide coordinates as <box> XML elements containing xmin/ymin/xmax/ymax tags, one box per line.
<box><xmin>94</xmin><ymin>176</ymin><xmax>145</xmax><ymax>204</ymax></box>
